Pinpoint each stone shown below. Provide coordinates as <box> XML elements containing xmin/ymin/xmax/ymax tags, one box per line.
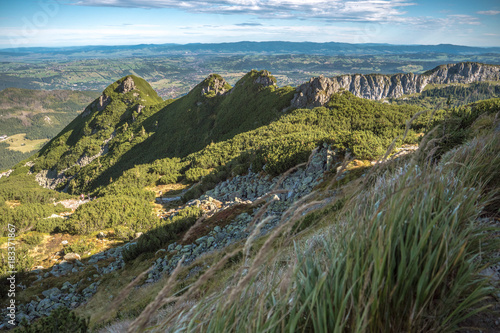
<box><xmin>200</xmin><ymin>74</ymin><xmax>230</xmax><ymax>96</ymax></box>
<box><xmin>195</xmin><ymin>236</ymin><xmax>207</xmax><ymax>244</ymax></box>
<box><xmin>49</xmin><ymin>294</ymin><xmax>60</xmax><ymax>302</ymax></box>
<box><xmin>96</xmin><ymin>232</ymin><xmax>106</xmax><ymax>239</ymax></box>
<box><xmin>36</xmin><ymin>298</ymin><xmax>52</xmax><ymax>311</ymax></box>
<box><xmin>17</xmin><ymin>313</ymin><xmax>30</xmax><ymax>324</ymax></box>
<box><xmin>61</xmin><ymin>282</ymin><xmax>72</xmax><ymax>290</ymax></box>
<box><xmin>64</xmin><ymin>253</ymin><xmax>81</xmax><ymax>261</ymax></box>
<box><xmin>119</xmin><ymin>76</ymin><xmax>136</xmax><ymax>93</ymax></box>
<box><xmin>42</xmin><ymin>287</ymin><xmax>61</xmax><ymax>298</ymax></box>
<box><xmin>134</xmin><ymin>232</ymin><xmax>143</xmax><ymax>239</ymax></box>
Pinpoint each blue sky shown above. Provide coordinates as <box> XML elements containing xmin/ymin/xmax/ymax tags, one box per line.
<box><xmin>0</xmin><ymin>0</ymin><xmax>499</xmax><ymax>48</ymax></box>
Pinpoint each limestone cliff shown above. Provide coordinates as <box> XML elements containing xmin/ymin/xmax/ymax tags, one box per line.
<box><xmin>291</xmin><ymin>62</ymin><xmax>500</xmax><ymax>108</ymax></box>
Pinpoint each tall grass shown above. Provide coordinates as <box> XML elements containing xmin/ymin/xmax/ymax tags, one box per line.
<box><xmin>141</xmin><ymin>129</ymin><xmax>500</xmax><ymax>333</ymax></box>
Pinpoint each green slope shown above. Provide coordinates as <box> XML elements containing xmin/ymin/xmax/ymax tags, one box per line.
<box><xmin>30</xmin><ymin>71</ymin><xmax>296</xmax><ymax>193</ymax></box>
<box><xmin>0</xmin><ymin>88</ymin><xmax>99</xmax><ymax>169</ymax></box>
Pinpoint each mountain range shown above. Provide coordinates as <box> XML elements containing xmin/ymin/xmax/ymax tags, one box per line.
<box><xmin>2</xmin><ymin>41</ymin><xmax>500</xmax><ymax>61</ymax></box>
<box><xmin>0</xmin><ymin>61</ymin><xmax>499</xmax><ymax>332</ymax></box>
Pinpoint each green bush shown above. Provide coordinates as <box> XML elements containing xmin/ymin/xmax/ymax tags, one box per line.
<box><xmin>185</xmin><ymin>167</ymin><xmax>211</xmax><ymax>182</ymax></box>
<box><xmin>114</xmin><ymin>225</ymin><xmax>135</xmax><ymax>241</ymax></box>
<box><xmin>67</xmin><ymin>194</ymin><xmax>158</xmax><ymax>235</ymax></box>
<box><xmin>123</xmin><ymin>206</ymin><xmax>202</xmax><ymax>262</ymax></box>
<box><xmin>63</xmin><ymin>239</ymin><xmax>96</xmax><ymax>255</ymax></box>
<box><xmin>23</xmin><ymin>232</ymin><xmax>43</xmax><ymax>247</ymax></box>
<box><xmin>349</xmin><ymin>130</ymin><xmax>385</xmax><ymax>159</ymax></box>
<box><xmin>34</xmin><ymin>217</ymin><xmax>69</xmax><ymax>234</ymax></box>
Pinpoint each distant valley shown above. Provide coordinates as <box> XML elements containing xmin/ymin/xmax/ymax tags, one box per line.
<box><xmin>0</xmin><ymin>89</ymin><xmax>99</xmax><ymax>169</ymax></box>
<box><xmin>1</xmin><ymin>42</ymin><xmax>500</xmax><ymax>100</ymax></box>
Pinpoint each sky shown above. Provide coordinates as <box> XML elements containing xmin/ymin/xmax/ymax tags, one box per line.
<box><xmin>0</xmin><ymin>0</ymin><xmax>499</xmax><ymax>49</ymax></box>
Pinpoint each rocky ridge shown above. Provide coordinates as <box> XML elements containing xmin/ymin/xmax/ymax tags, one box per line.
<box><xmin>142</xmin><ymin>144</ymin><xmax>335</xmax><ymax>282</ymax></box>
<box><xmin>291</xmin><ymin>62</ymin><xmax>500</xmax><ymax>108</ymax></box>
<box><xmin>253</xmin><ymin>70</ymin><xmax>277</xmax><ymax>87</ymax></box>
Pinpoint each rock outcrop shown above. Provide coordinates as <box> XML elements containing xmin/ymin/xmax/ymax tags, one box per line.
<box><xmin>80</xmin><ymin>94</ymin><xmax>110</xmax><ymax>118</ymax></box>
<box><xmin>119</xmin><ymin>76</ymin><xmax>136</xmax><ymax>94</ymax></box>
<box><xmin>35</xmin><ymin>132</ymin><xmax>115</xmax><ymax>190</ymax></box>
<box><xmin>254</xmin><ymin>70</ymin><xmax>277</xmax><ymax>87</ymax></box>
<box><xmin>291</xmin><ymin>62</ymin><xmax>500</xmax><ymax>108</ymax></box>
<box><xmin>201</xmin><ymin>74</ymin><xmax>230</xmax><ymax>96</ymax></box>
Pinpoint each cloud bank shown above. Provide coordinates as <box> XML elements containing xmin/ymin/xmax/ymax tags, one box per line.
<box><xmin>72</xmin><ymin>0</ymin><xmax>415</xmax><ymax>22</ymax></box>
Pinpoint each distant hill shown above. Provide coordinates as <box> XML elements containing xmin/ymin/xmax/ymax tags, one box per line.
<box><xmin>0</xmin><ymin>88</ymin><xmax>99</xmax><ymax>169</ymax></box>
<box><xmin>2</xmin><ymin>41</ymin><xmax>500</xmax><ymax>60</ymax></box>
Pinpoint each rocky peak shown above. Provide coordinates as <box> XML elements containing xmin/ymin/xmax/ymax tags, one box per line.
<box><xmin>119</xmin><ymin>76</ymin><xmax>136</xmax><ymax>94</ymax></box>
<box><xmin>254</xmin><ymin>70</ymin><xmax>277</xmax><ymax>87</ymax></box>
<box><xmin>80</xmin><ymin>94</ymin><xmax>110</xmax><ymax>118</ymax></box>
<box><xmin>425</xmin><ymin>62</ymin><xmax>500</xmax><ymax>84</ymax></box>
<box><xmin>201</xmin><ymin>74</ymin><xmax>230</xmax><ymax>96</ymax></box>
<box><xmin>291</xmin><ymin>62</ymin><xmax>500</xmax><ymax>109</ymax></box>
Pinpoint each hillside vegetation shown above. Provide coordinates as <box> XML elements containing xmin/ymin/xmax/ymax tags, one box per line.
<box><xmin>31</xmin><ymin>70</ymin><xmax>426</xmax><ymax>198</ymax></box>
<box><xmin>0</xmin><ymin>88</ymin><xmax>98</xmax><ymax>169</ymax></box>
<box><xmin>0</xmin><ymin>67</ymin><xmax>499</xmax><ymax>332</ymax></box>
<box><xmin>147</xmin><ymin>98</ymin><xmax>499</xmax><ymax>333</ymax></box>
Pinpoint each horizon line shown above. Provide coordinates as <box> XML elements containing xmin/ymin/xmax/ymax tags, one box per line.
<box><xmin>1</xmin><ymin>40</ymin><xmax>500</xmax><ymax>51</ymax></box>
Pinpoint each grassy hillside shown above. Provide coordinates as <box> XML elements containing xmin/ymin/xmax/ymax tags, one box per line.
<box><xmin>1</xmin><ymin>69</ymin><xmax>499</xmax><ymax>332</ymax></box>
<box><xmin>148</xmin><ymin>99</ymin><xmax>499</xmax><ymax>332</ymax></box>
<box><xmin>29</xmin><ymin>71</ymin><xmax>428</xmax><ymax>197</ymax></box>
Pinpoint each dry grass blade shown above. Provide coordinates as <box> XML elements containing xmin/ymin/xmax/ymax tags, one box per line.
<box><xmin>244</xmin><ymin>215</ymin><xmax>275</xmax><ymax>261</ymax></box>
<box><xmin>225</xmin><ymin>207</ymin><xmax>302</xmax><ymax>306</ymax></box>
<box><xmin>272</xmin><ymin>162</ymin><xmax>307</xmax><ymax>191</ymax></box>
<box><xmin>231</xmin><ymin>215</ymin><xmax>277</xmax><ymax>286</ymax></box>
<box><xmin>247</xmin><ymin>192</ymin><xmax>284</xmax><ymax>229</ymax></box>
<box><xmin>181</xmin><ymin>214</ymin><xmax>207</xmax><ymax>243</ymax></box>
<box><xmin>100</xmin><ymin>267</ymin><xmax>154</xmax><ymax>323</ymax></box>
<box><xmin>127</xmin><ymin>256</ymin><xmax>185</xmax><ymax>333</ymax></box>
<box><xmin>380</xmin><ymin>109</ymin><xmax>429</xmax><ymax>163</ymax></box>
<box><xmin>251</xmin><ymin>190</ymin><xmax>288</xmax><ymax>206</ymax></box>
<box><xmin>326</xmin><ymin>153</ymin><xmax>351</xmax><ymax>191</ymax></box>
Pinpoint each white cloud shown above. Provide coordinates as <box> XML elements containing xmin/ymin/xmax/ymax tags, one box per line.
<box><xmin>71</xmin><ymin>0</ymin><xmax>416</xmax><ymax>23</ymax></box>
<box><xmin>445</xmin><ymin>14</ymin><xmax>481</xmax><ymax>26</ymax></box>
<box><xmin>477</xmin><ymin>10</ymin><xmax>500</xmax><ymax>15</ymax></box>
<box><xmin>0</xmin><ymin>22</ymin><xmax>367</xmax><ymax>47</ymax></box>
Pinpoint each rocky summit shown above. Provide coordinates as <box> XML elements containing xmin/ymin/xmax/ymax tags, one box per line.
<box><xmin>291</xmin><ymin>62</ymin><xmax>500</xmax><ymax>108</ymax></box>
